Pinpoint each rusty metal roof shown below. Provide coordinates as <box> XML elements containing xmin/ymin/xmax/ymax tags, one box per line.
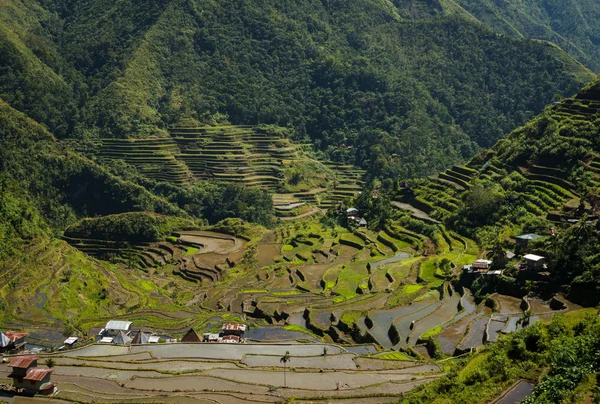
<box><xmin>24</xmin><ymin>368</ymin><xmax>54</xmax><ymax>381</ymax></box>
<box><xmin>221</xmin><ymin>323</ymin><xmax>246</xmax><ymax>331</ymax></box>
<box><xmin>4</xmin><ymin>331</ymin><xmax>27</xmax><ymax>341</ymax></box>
<box><xmin>8</xmin><ymin>356</ymin><xmax>38</xmax><ymax>368</ymax></box>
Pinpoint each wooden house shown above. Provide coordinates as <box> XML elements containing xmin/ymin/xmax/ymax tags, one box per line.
<box><xmin>181</xmin><ymin>328</ymin><xmax>201</xmax><ymax>343</ymax></box>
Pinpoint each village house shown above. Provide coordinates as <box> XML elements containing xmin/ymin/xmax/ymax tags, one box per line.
<box><xmin>148</xmin><ymin>336</ymin><xmax>161</xmax><ymax>344</ymax></box>
<box><xmin>98</xmin><ymin>320</ymin><xmax>132</xmax><ymax>343</ymax></box>
<box><xmin>103</xmin><ymin>320</ymin><xmax>132</xmax><ymax>337</ymax></box>
<box><xmin>346</xmin><ymin>207</ymin><xmax>359</xmax><ymax>215</ymax></box>
<box><xmin>203</xmin><ymin>333</ymin><xmax>220</xmax><ymax>342</ymax></box>
<box><xmin>0</xmin><ymin>331</ymin><xmax>28</xmax><ymax>352</ymax></box>
<box><xmin>515</xmin><ymin>234</ymin><xmax>542</xmax><ymax>253</ymax></box>
<box><xmin>522</xmin><ymin>254</ymin><xmax>546</xmax><ymax>271</ymax></box>
<box><xmin>62</xmin><ymin>337</ymin><xmax>78</xmax><ymax>350</ymax></box>
<box><xmin>181</xmin><ymin>328</ymin><xmax>201</xmax><ymax>343</ymax></box>
<box><xmin>7</xmin><ymin>356</ymin><xmax>54</xmax><ymax>395</ymax></box>
<box><xmin>129</xmin><ymin>330</ymin><xmax>151</xmax><ymax>345</ymax></box>
<box><xmin>463</xmin><ymin>259</ymin><xmax>492</xmax><ymax>274</ymax></box>
<box><xmin>221</xmin><ymin>323</ymin><xmax>246</xmax><ymax>338</ymax></box>
<box><xmin>220</xmin><ymin>335</ymin><xmax>240</xmax><ymax>343</ymax></box>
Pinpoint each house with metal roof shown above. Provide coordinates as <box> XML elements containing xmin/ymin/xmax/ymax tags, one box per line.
<box><xmin>515</xmin><ymin>233</ymin><xmax>542</xmax><ymax>252</ymax></box>
<box><xmin>523</xmin><ymin>254</ymin><xmax>546</xmax><ymax>271</ymax></box>
<box><xmin>0</xmin><ymin>331</ymin><xmax>27</xmax><ymax>352</ymax></box>
<box><xmin>8</xmin><ymin>355</ymin><xmax>55</xmax><ymax>394</ymax></box>
<box><xmin>221</xmin><ymin>324</ymin><xmax>247</xmax><ymax>337</ymax></box>
<box><xmin>103</xmin><ymin>320</ymin><xmax>132</xmax><ymax>337</ymax></box>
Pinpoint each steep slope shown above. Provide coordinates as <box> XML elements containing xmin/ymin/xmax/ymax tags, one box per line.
<box><xmin>396</xmin><ymin>79</ymin><xmax>600</xmax><ymax>302</ymax></box>
<box><xmin>0</xmin><ymin>0</ymin><xmax>84</xmax><ymax>136</ymax></box>
<box><xmin>1</xmin><ymin>0</ymin><xmax>593</xmax><ymax>180</ymax></box>
<box><xmin>0</xmin><ymin>98</ymin><xmax>188</xmax><ymax>258</ymax></box>
<box><xmin>454</xmin><ymin>0</ymin><xmax>600</xmax><ymax>71</ymax></box>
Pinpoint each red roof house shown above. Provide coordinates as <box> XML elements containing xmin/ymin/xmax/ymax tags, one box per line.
<box><xmin>8</xmin><ymin>355</ymin><xmax>55</xmax><ymax>394</ymax></box>
<box><xmin>221</xmin><ymin>324</ymin><xmax>246</xmax><ymax>336</ymax></box>
<box><xmin>1</xmin><ymin>331</ymin><xmax>27</xmax><ymax>352</ymax></box>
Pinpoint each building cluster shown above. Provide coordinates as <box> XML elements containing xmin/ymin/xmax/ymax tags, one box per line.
<box><xmin>346</xmin><ymin>207</ymin><xmax>367</xmax><ymax>227</ymax></box>
<box><xmin>183</xmin><ymin>323</ymin><xmax>247</xmax><ymax>344</ymax></box>
<box><xmin>95</xmin><ymin>321</ymin><xmax>247</xmax><ymax>345</ymax></box>
<box><xmin>96</xmin><ymin>321</ymin><xmax>174</xmax><ymax>345</ymax></box>
<box><xmin>463</xmin><ymin>233</ymin><xmax>547</xmax><ymax>279</ymax></box>
<box><xmin>6</xmin><ymin>356</ymin><xmax>54</xmax><ymax>395</ymax></box>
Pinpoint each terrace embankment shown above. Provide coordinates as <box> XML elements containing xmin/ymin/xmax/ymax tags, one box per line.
<box><xmin>0</xmin><ymin>342</ymin><xmax>443</xmax><ymax>403</ymax></box>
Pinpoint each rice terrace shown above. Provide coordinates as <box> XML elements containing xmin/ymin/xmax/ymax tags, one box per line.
<box><xmin>1</xmin><ymin>119</ymin><xmax>592</xmax><ymax>403</ymax></box>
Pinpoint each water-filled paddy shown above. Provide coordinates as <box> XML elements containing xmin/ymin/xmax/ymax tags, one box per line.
<box><xmin>497</xmin><ymin>380</ymin><xmax>534</xmax><ymax>403</ymax></box>
<box><xmin>458</xmin><ymin>317</ymin><xmax>488</xmax><ymax>351</ymax></box>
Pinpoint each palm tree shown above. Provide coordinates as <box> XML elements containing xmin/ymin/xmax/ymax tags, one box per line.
<box><xmin>45</xmin><ymin>358</ymin><xmax>55</xmax><ymax>369</ymax></box>
<box><xmin>280</xmin><ymin>351</ymin><xmax>291</xmax><ymax>387</ymax></box>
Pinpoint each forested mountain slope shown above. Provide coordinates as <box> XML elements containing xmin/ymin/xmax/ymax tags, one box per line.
<box><xmin>0</xmin><ymin>0</ymin><xmax>595</xmax><ymax>180</ymax></box>
<box><xmin>454</xmin><ymin>0</ymin><xmax>600</xmax><ymax>72</ymax></box>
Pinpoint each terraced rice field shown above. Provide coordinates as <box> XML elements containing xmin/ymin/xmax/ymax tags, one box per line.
<box><xmin>0</xmin><ymin>343</ymin><xmax>443</xmax><ymax>403</ymax></box>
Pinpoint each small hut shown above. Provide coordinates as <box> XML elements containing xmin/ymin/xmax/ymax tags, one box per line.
<box><xmin>181</xmin><ymin>328</ymin><xmax>201</xmax><ymax>343</ymax></box>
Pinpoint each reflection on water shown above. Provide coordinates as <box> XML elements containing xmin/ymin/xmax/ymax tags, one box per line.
<box><xmin>497</xmin><ymin>380</ymin><xmax>534</xmax><ymax>403</ymax></box>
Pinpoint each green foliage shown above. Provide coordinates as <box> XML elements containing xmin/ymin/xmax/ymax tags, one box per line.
<box><xmin>401</xmin><ymin>311</ymin><xmax>600</xmax><ymax>403</ymax></box>
<box><xmin>65</xmin><ymin>212</ymin><xmax>197</xmax><ymax>242</ymax></box>
<box><xmin>0</xmin><ymin>0</ymin><xmax>592</xmax><ymax>182</ymax></box>
<box><xmin>455</xmin><ymin>0</ymin><xmax>600</xmax><ymax>71</ymax></box>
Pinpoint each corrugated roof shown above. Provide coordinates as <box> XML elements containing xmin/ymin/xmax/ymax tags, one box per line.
<box><xmin>516</xmin><ymin>234</ymin><xmax>542</xmax><ymax>240</ymax></box>
<box><xmin>105</xmin><ymin>320</ymin><xmax>132</xmax><ymax>330</ymax></box>
<box><xmin>0</xmin><ymin>332</ymin><xmax>10</xmax><ymax>347</ymax></box>
<box><xmin>5</xmin><ymin>331</ymin><xmax>27</xmax><ymax>341</ymax></box>
<box><xmin>222</xmin><ymin>324</ymin><xmax>246</xmax><ymax>331</ymax></box>
<box><xmin>24</xmin><ymin>368</ymin><xmax>54</xmax><ymax>381</ymax></box>
<box><xmin>113</xmin><ymin>330</ymin><xmax>131</xmax><ymax>345</ymax></box>
<box><xmin>64</xmin><ymin>337</ymin><xmax>78</xmax><ymax>345</ymax></box>
<box><xmin>221</xmin><ymin>335</ymin><xmax>240</xmax><ymax>343</ymax></box>
<box><xmin>524</xmin><ymin>254</ymin><xmax>545</xmax><ymax>261</ymax></box>
<box><xmin>148</xmin><ymin>336</ymin><xmax>160</xmax><ymax>343</ymax></box>
<box><xmin>130</xmin><ymin>330</ymin><xmax>150</xmax><ymax>345</ymax></box>
<box><xmin>9</xmin><ymin>356</ymin><xmax>38</xmax><ymax>368</ymax></box>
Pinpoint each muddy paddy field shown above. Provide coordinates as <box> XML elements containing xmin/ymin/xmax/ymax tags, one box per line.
<box><xmin>1</xmin><ymin>218</ymin><xmax>584</xmax><ymax>403</ymax></box>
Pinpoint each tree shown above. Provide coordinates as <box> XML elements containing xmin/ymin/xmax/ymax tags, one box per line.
<box><xmin>280</xmin><ymin>351</ymin><xmax>291</xmax><ymax>387</ymax></box>
<box><xmin>45</xmin><ymin>358</ymin><xmax>55</xmax><ymax>369</ymax></box>
<box><xmin>521</xmin><ymin>309</ymin><xmax>533</xmax><ymax>326</ymax></box>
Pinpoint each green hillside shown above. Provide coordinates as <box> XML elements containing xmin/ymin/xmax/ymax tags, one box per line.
<box><xmin>454</xmin><ymin>0</ymin><xmax>600</xmax><ymax>71</ymax></box>
<box><xmin>0</xmin><ymin>0</ymin><xmax>595</xmax><ymax>181</ymax></box>
<box><xmin>396</xmin><ymin>79</ymin><xmax>600</xmax><ymax>304</ymax></box>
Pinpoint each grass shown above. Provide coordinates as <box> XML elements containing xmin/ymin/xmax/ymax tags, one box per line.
<box><xmin>282</xmin><ymin>244</ymin><xmax>294</xmax><ymax>251</ymax></box>
<box><xmin>271</xmin><ymin>290</ymin><xmax>300</xmax><ymax>296</ymax></box>
<box><xmin>415</xmin><ymin>289</ymin><xmax>440</xmax><ymax>302</ymax></box>
<box><xmin>375</xmin><ymin>351</ymin><xmax>414</xmax><ymax>361</ymax></box>
<box><xmin>421</xmin><ymin>325</ymin><xmax>444</xmax><ymax>339</ymax></box>
<box><xmin>333</xmin><ymin>262</ymin><xmax>369</xmax><ymax>300</ymax></box>
<box><xmin>185</xmin><ymin>246</ymin><xmax>199</xmax><ymax>256</ymax></box>
<box><xmin>241</xmin><ymin>289</ymin><xmax>268</xmax><ymax>293</ymax></box>
<box><xmin>402</xmin><ymin>284</ymin><xmax>424</xmax><ymax>294</ymax></box>
<box><xmin>340</xmin><ymin>310</ymin><xmax>364</xmax><ymax>325</ymax></box>
<box><xmin>339</xmin><ymin>233</ymin><xmax>365</xmax><ymax>249</ymax></box>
